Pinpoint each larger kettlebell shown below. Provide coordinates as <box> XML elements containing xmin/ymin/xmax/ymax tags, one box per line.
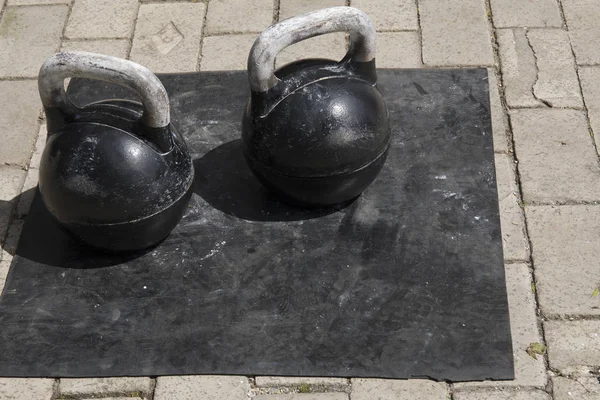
<box><xmin>243</xmin><ymin>7</ymin><xmax>391</xmax><ymax>207</ymax></box>
<box><xmin>37</xmin><ymin>51</ymin><xmax>194</xmax><ymax>252</ymax></box>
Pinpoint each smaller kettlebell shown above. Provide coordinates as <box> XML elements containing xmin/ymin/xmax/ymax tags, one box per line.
<box><xmin>37</xmin><ymin>51</ymin><xmax>194</xmax><ymax>252</ymax></box>
<box><xmin>243</xmin><ymin>7</ymin><xmax>391</xmax><ymax>207</ymax></box>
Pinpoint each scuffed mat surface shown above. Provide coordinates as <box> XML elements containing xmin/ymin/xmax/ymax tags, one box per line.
<box><xmin>0</xmin><ymin>69</ymin><xmax>513</xmax><ymax>381</ymax></box>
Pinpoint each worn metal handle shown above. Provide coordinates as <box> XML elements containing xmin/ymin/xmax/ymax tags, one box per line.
<box><xmin>38</xmin><ymin>51</ymin><xmax>170</xmax><ymax>129</ymax></box>
<box><xmin>248</xmin><ymin>6</ymin><xmax>377</xmax><ymax>92</ymax></box>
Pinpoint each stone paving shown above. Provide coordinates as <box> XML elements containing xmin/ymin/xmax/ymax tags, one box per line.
<box><xmin>0</xmin><ymin>0</ymin><xmax>599</xmax><ymax>399</ymax></box>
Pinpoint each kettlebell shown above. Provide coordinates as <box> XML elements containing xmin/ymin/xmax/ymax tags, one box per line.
<box><xmin>243</xmin><ymin>7</ymin><xmax>391</xmax><ymax>207</ymax></box>
<box><xmin>37</xmin><ymin>51</ymin><xmax>194</xmax><ymax>252</ymax></box>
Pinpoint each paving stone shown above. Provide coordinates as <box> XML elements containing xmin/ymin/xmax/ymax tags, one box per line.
<box><xmin>495</xmin><ymin>154</ymin><xmax>529</xmax><ymax>261</ymax></box>
<box><xmin>545</xmin><ymin>320</ymin><xmax>600</xmax><ymax>370</ymax></box>
<box><xmin>340</xmin><ymin>0</ymin><xmax>418</xmax><ymax>31</ymax></box>
<box><xmin>376</xmin><ymin>32</ymin><xmax>421</xmax><ymax>68</ymax></box>
<box><xmin>65</xmin><ymin>0</ymin><xmax>138</xmax><ymax>39</ymax></box>
<box><xmin>130</xmin><ymin>2</ymin><xmax>206</xmax><ymax>73</ymax></box>
<box><xmin>59</xmin><ymin>377</ymin><xmax>153</xmax><ymax>397</ymax></box>
<box><xmin>351</xmin><ymin>378</ymin><xmax>447</xmax><ymax>399</ymax></box>
<box><xmin>420</xmin><ymin>0</ymin><xmax>494</xmax><ymax>66</ymax></box>
<box><xmin>552</xmin><ymin>376</ymin><xmax>600</xmax><ymax>400</ymax></box>
<box><xmin>7</xmin><ymin>0</ymin><xmax>69</xmax><ymax>4</ymax></box>
<box><xmin>256</xmin><ymin>377</ymin><xmax>347</xmax><ymax>387</ymax></box>
<box><xmin>0</xmin><ymin>260</ymin><xmax>9</xmax><ymax>293</ymax></box>
<box><xmin>275</xmin><ymin>33</ymin><xmax>347</xmax><ymax>69</ymax></box>
<box><xmin>527</xmin><ymin>29</ymin><xmax>582</xmax><ymax>108</ymax></box>
<box><xmin>511</xmin><ymin>109</ymin><xmax>600</xmax><ymax>204</ymax></box>
<box><xmin>279</xmin><ymin>0</ymin><xmax>345</xmax><ymax>20</ymax></box>
<box><xmin>0</xmin><ymin>5</ymin><xmax>68</xmax><ymax>77</ymax></box>
<box><xmin>154</xmin><ymin>376</ymin><xmax>250</xmax><ymax>400</ymax></box>
<box><xmin>490</xmin><ymin>0</ymin><xmax>562</xmax><ymax>28</ymax></box>
<box><xmin>0</xmin><ymin>166</ymin><xmax>26</xmax><ymax>204</ymax></box>
<box><xmin>0</xmin><ymin>378</ymin><xmax>54</xmax><ymax>400</ymax></box>
<box><xmin>0</xmin><ymin>81</ymin><xmax>40</xmax><ymax>166</ymax></box>
<box><xmin>455</xmin><ymin>264</ymin><xmax>546</xmax><ymax>389</ymax></box>
<box><xmin>562</xmin><ymin>0</ymin><xmax>600</xmax><ymax>65</ymax></box>
<box><xmin>200</xmin><ymin>34</ymin><xmax>256</xmax><ymax>71</ymax></box>
<box><xmin>454</xmin><ymin>389</ymin><xmax>551</xmax><ymax>400</ymax></box>
<box><xmin>579</xmin><ymin>66</ymin><xmax>600</xmax><ymax>148</ymax></box>
<box><xmin>496</xmin><ymin>29</ymin><xmax>542</xmax><ymax>108</ymax></box>
<box><xmin>526</xmin><ymin>205</ymin><xmax>600</xmax><ymax>316</ymax></box>
<box><xmin>61</xmin><ymin>39</ymin><xmax>129</xmax><ymax>59</ymax></box>
<box><xmin>205</xmin><ymin>0</ymin><xmax>273</xmax><ymax>35</ymax></box>
<box><xmin>255</xmin><ymin>395</ymin><xmax>347</xmax><ymax>400</ymax></box>
<box><xmin>497</xmin><ymin>28</ymin><xmax>581</xmax><ymax>108</ymax></box>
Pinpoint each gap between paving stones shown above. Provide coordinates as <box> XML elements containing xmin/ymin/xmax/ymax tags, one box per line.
<box><xmin>484</xmin><ymin>0</ymin><xmax>555</xmax><ymax>394</ymax></box>
<box><xmin>556</xmin><ymin>0</ymin><xmax>600</xmax><ymax>161</ymax></box>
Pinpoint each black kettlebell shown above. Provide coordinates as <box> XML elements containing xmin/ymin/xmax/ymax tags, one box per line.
<box><xmin>37</xmin><ymin>51</ymin><xmax>194</xmax><ymax>252</ymax></box>
<box><xmin>242</xmin><ymin>7</ymin><xmax>391</xmax><ymax>207</ymax></box>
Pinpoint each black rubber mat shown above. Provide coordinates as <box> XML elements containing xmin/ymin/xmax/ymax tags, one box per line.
<box><xmin>0</xmin><ymin>69</ymin><xmax>513</xmax><ymax>381</ymax></box>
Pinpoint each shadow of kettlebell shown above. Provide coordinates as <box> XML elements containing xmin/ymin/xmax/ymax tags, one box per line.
<box><xmin>192</xmin><ymin>139</ymin><xmax>353</xmax><ymax>222</ymax></box>
<box><xmin>1</xmin><ymin>189</ymin><xmax>152</xmax><ymax>269</ymax></box>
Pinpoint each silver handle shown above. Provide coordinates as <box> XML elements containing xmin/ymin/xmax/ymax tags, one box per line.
<box><xmin>38</xmin><ymin>51</ymin><xmax>170</xmax><ymax>129</ymax></box>
<box><xmin>247</xmin><ymin>6</ymin><xmax>377</xmax><ymax>93</ymax></box>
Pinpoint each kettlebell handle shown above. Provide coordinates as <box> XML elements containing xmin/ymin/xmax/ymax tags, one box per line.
<box><xmin>38</xmin><ymin>51</ymin><xmax>170</xmax><ymax>129</ymax></box>
<box><xmin>248</xmin><ymin>6</ymin><xmax>376</xmax><ymax>93</ymax></box>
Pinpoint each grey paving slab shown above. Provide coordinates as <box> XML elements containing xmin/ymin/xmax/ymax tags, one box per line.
<box><xmin>562</xmin><ymin>0</ymin><xmax>600</xmax><ymax>65</ymax></box>
<box><xmin>527</xmin><ymin>205</ymin><xmax>600</xmax><ymax>316</ymax></box>
<box><xmin>61</xmin><ymin>39</ymin><xmax>129</xmax><ymax>59</ymax></box>
<box><xmin>0</xmin><ymin>378</ymin><xmax>54</xmax><ymax>400</ymax></box>
<box><xmin>154</xmin><ymin>376</ymin><xmax>250</xmax><ymax>400</ymax></box>
<box><xmin>455</xmin><ymin>264</ymin><xmax>546</xmax><ymax>389</ymax></box>
<box><xmin>255</xmin><ymin>377</ymin><xmax>347</xmax><ymax>387</ymax></box>
<box><xmin>205</xmin><ymin>0</ymin><xmax>273</xmax><ymax>35</ymax></box>
<box><xmin>420</xmin><ymin>0</ymin><xmax>494</xmax><ymax>66</ymax></box>
<box><xmin>376</xmin><ymin>32</ymin><xmax>422</xmax><ymax>68</ymax></box>
<box><xmin>59</xmin><ymin>377</ymin><xmax>153</xmax><ymax>397</ymax></box>
<box><xmin>65</xmin><ymin>0</ymin><xmax>138</xmax><ymax>39</ymax></box>
<box><xmin>510</xmin><ymin>109</ymin><xmax>600</xmax><ymax>204</ymax></box>
<box><xmin>578</xmin><ymin>66</ymin><xmax>600</xmax><ymax>149</ymax></box>
<box><xmin>0</xmin><ymin>5</ymin><xmax>68</xmax><ymax>77</ymax></box>
<box><xmin>528</xmin><ymin>29</ymin><xmax>582</xmax><ymax>108</ymax></box>
<box><xmin>200</xmin><ymin>34</ymin><xmax>257</xmax><ymax>71</ymax></box>
<box><xmin>545</xmin><ymin>320</ymin><xmax>600</xmax><ymax>370</ymax></box>
<box><xmin>350</xmin><ymin>378</ymin><xmax>447</xmax><ymax>400</ymax></box>
<box><xmin>130</xmin><ymin>2</ymin><xmax>206</xmax><ymax>73</ymax></box>
<box><xmin>490</xmin><ymin>0</ymin><xmax>562</xmax><ymax>28</ymax></box>
<box><xmin>279</xmin><ymin>0</ymin><xmax>345</xmax><ymax>20</ymax></box>
<box><xmin>552</xmin><ymin>376</ymin><xmax>600</xmax><ymax>400</ymax></box>
<box><xmin>495</xmin><ymin>154</ymin><xmax>529</xmax><ymax>261</ymax></box>
<box><xmin>0</xmin><ymin>81</ymin><xmax>40</xmax><ymax>166</ymax></box>
<box><xmin>496</xmin><ymin>29</ymin><xmax>542</xmax><ymax>108</ymax></box>
<box><xmin>350</xmin><ymin>0</ymin><xmax>418</xmax><ymax>31</ymax></box>
<box><xmin>0</xmin><ymin>260</ymin><xmax>9</xmax><ymax>294</ymax></box>
<box><xmin>454</xmin><ymin>389</ymin><xmax>551</xmax><ymax>400</ymax></box>
<box><xmin>488</xmin><ymin>71</ymin><xmax>510</xmax><ymax>153</ymax></box>
<box><xmin>274</xmin><ymin>33</ymin><xmax>347</xmax><ymax>69</ymax></box>
<box><xmin>255</xmin><ymin>395</ymin><xmax>347</xmax><ymax>400</ymax></box>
